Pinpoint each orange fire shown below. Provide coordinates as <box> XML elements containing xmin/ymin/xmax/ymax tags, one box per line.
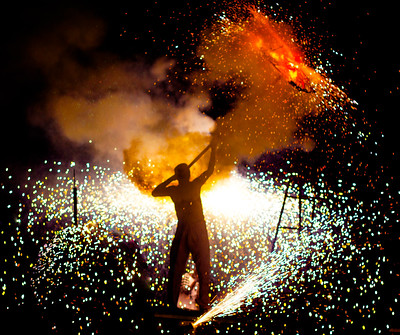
<box><xmin>247</xmin><ymin>11</ymin><xmax>313</xmax><ymax>92</ymax></box>
<box><xmin>123</xmin><ymin>7</ymin><xmax>353</xmax><ymax>193</ymax></box>
<box><xmin>123</xmin><ymin>132</ymin><xmax>210</xmax><ymax>192</ymax></box>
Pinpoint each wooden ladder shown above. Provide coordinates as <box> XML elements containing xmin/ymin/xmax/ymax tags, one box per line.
<box><xmin>270</xmin><ymin>174</ymin><xmax>327</xmax><ymax>252</ymax></box>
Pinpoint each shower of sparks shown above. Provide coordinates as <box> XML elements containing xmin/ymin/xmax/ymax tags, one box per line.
<box><xmin>193</xmin><ymin>174</ymin><xmax>354</xmax><ymax>327</ymax></box>
<box><xmin>0</xmin><ymin>159</ymin><xmax>375</xmax><ymax>333</ymax></box>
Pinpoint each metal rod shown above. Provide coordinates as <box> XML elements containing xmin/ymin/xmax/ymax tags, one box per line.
<box><xmin>298</xmin><ymin>181</ymin><xmax>302</xmax><ymax>233</ymax></box>
<box><xmin>73</xmin><ymin>168</ymin><xmax>78</xmax><ymax>224</ymax></box>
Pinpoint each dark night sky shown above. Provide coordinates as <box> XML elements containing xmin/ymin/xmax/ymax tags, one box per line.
<box><xmin>1</xmin><ymin>1</ymin><xmax>399</xmax><ymax>176</ymax></box>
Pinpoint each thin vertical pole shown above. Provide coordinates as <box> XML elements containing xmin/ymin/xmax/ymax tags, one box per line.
<box><xmin>73</xmin><ymin>168</ymin><xmax>78</xmax><ymax>224</ymax></box>
<box><xmin>298</xmin><ymin>181</ymin><xmax>302</xmax><ymax>233</ymax></box>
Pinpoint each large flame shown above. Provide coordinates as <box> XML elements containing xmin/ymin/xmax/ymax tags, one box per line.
<box><xmin>123</xmin><ymin>132</ymin><xmax>213</xmax><ymax>192</ymax></box>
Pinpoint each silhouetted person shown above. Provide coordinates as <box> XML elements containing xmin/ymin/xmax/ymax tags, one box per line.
<box><xmin>152</xmin><ymin>142</ymin><xmax>216</xmax><ymax>311</ymax></box>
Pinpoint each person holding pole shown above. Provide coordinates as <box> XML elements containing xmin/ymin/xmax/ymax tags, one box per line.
<box><xmin>152</xmin><ymin>139</ymin><xmax>216</xmax><ymax>312</ymax></box>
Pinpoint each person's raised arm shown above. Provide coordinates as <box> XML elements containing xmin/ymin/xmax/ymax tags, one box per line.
<box><xmin>195</xmin><ymin>140</ymin><xmax>216</xmax><ymax>185</ymax></box>
<box><xmin>205</xmin><ymin>140</ymin><xmax>216</xmax><ymax>178</ymax></box>
<box><xmin>152</xmin><ymin>174</ymin><xmax>176</xmax><ymax>197</ymax></box>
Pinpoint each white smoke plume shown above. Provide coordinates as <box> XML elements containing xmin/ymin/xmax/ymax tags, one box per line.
<box><xmin>27</xmin><ymin>9</ymin><xmax>214</xmax><ymax>173</ymax></box>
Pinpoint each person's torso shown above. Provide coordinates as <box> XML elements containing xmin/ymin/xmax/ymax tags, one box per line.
<box><xmin>170</xmin><ymin>181</ymin><xmax>205</xmax><ymax>225</ymax></box>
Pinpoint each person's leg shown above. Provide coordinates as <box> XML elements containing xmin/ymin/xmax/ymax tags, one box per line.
<box><xmin>189</xmin><ymin>228</ymin><xmax>211</xmax><ymax>310</ymax></box>
<box><xmin>168</xmin><ymin>231</ymin><xmax>189</xmax><ymax>308</ymax></box>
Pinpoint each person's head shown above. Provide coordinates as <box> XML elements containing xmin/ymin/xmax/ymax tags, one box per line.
<box><xmin>174</xmin><ymin>163</ymin><xmax>190</xmax><ymax>182</ymax></box>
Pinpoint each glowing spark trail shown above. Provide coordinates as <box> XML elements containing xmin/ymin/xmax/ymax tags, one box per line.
<box><xmin>193</xmin><ymin>193</ymin><xmax>352</xmax><ymax>327</ymax></box>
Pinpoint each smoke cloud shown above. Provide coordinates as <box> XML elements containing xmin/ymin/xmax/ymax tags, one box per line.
<box><xmin>27</xmin><ymin>9</ymin><xmax>215</xmax><ymax>190</ymax></box>
<box><xmin>26</xmin><ymin>8</ymin><xmax>337</xmax><ymax>192</ymax></box>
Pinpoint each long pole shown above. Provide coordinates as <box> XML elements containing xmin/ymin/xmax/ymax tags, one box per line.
<box><xmin>188</xmin><ymin>144</ymin><xmax>211</xmax><ymax>168</ymax></box>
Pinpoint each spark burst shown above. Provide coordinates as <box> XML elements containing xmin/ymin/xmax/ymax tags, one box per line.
<box><xmin>4</xmin><ymin>159</ymin><xmax>363</xmax><ymax>333</ymax></box>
